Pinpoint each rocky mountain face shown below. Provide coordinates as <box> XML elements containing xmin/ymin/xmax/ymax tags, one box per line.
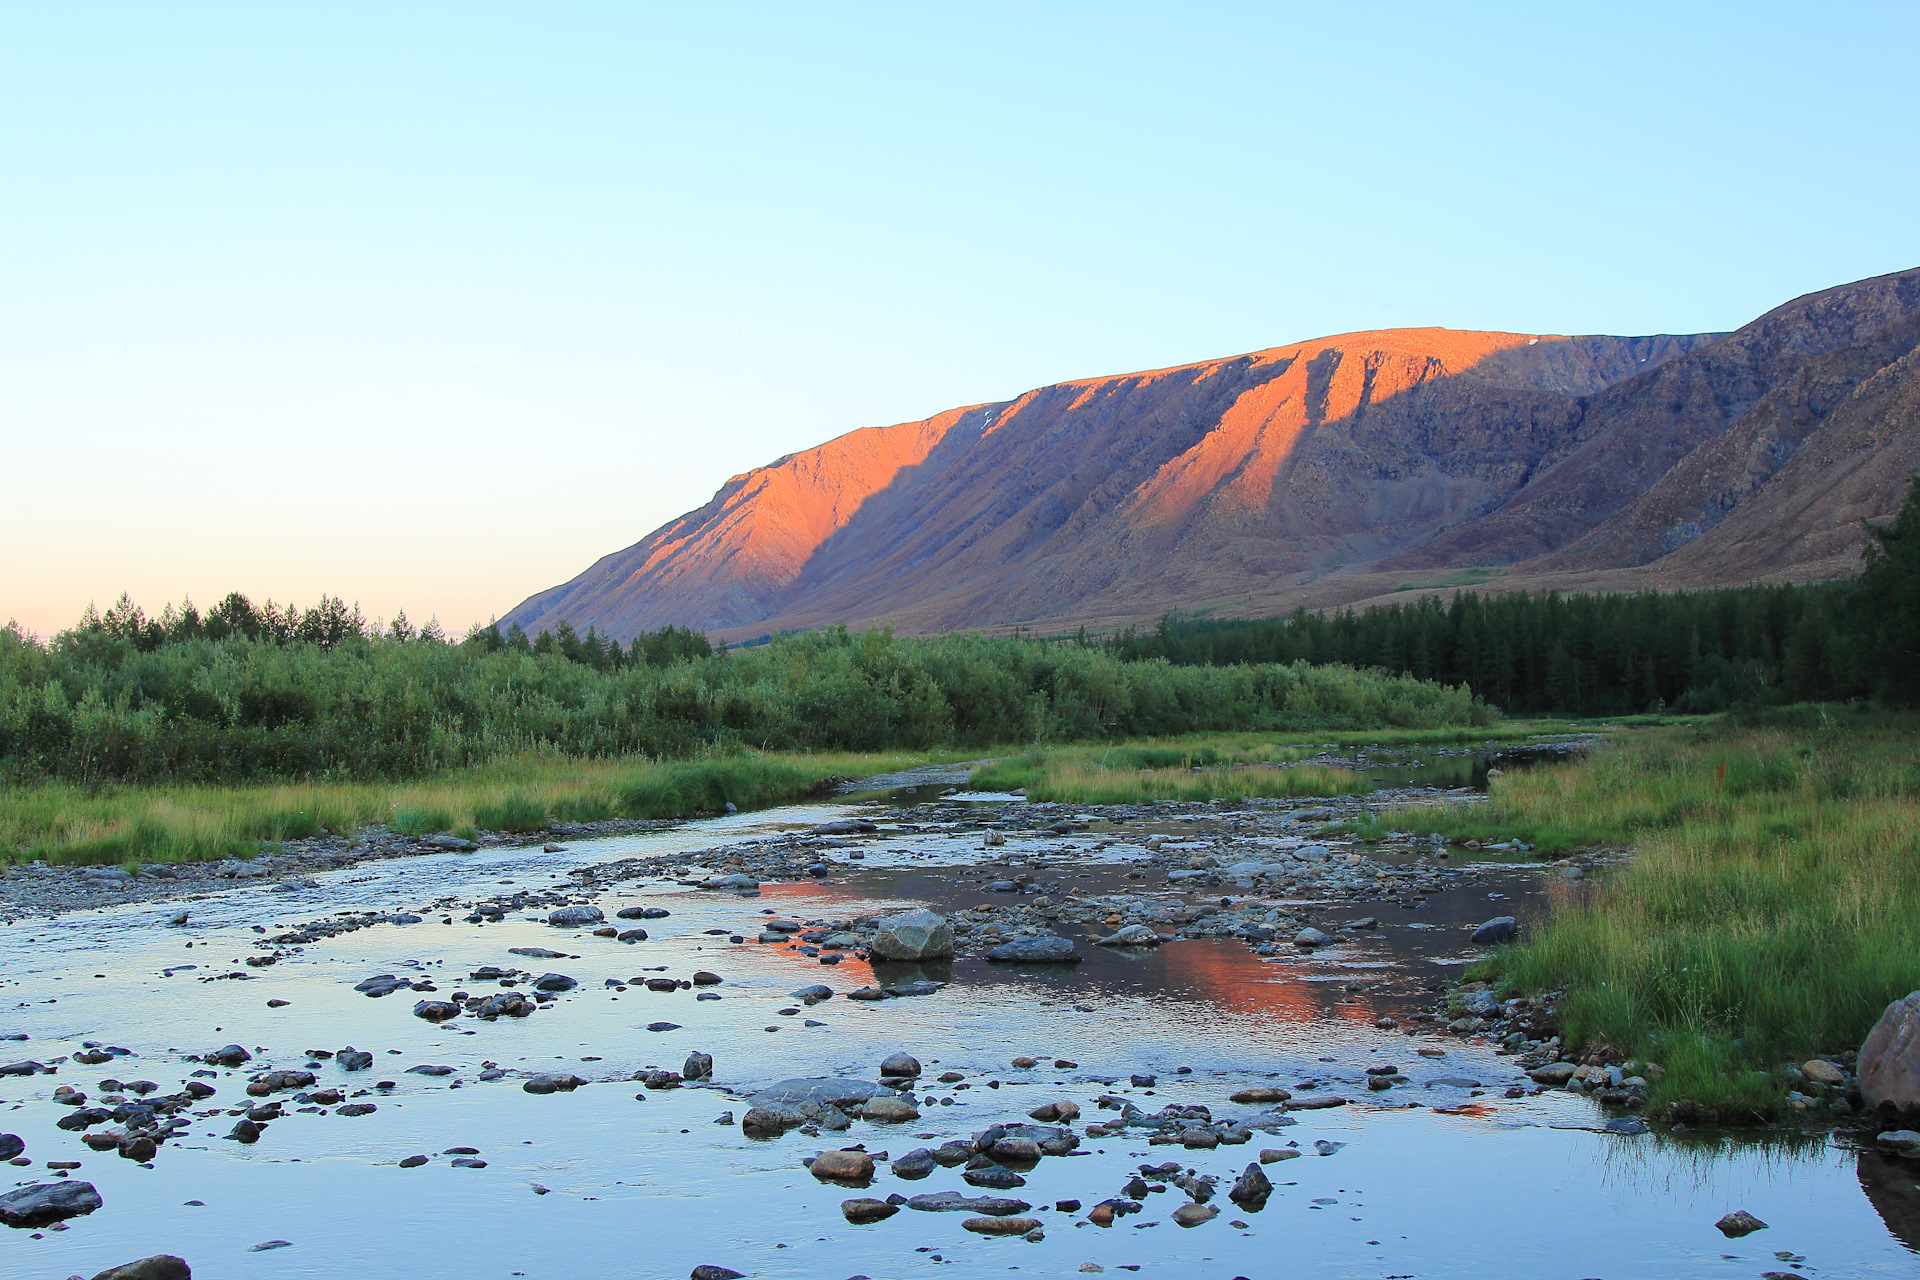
<box><xmin>505</xmin><ymin>268</ymin><xmax>1920</xmax><ymax>642</ymax></box>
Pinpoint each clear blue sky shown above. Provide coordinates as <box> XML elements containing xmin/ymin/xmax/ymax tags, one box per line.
<box><xmin>3</xmin><ymin>2</ymin><xmax>1915</xmax><ymax>636</ymax></box>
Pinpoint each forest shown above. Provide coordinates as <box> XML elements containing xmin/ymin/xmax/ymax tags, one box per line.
<box><xmin>1109</xmin><ymin>476</ymin><xmax>1920</xmax><ymax>716</ymax></box>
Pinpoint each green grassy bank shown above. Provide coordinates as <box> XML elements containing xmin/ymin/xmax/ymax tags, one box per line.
<box><xmin>1377</xmin><ymin>707</ymin><xmax>1920</xmax><ymax>1120</ymax></box>
<box><xmin>0</xmin><ymin>747</ymin><xmax>967</xmax><ymax>866</ymax></box>
<box><xmin>968</xmin><ymin>725</ymin><xmax>1551</xmax><ymax>805</ymax></box>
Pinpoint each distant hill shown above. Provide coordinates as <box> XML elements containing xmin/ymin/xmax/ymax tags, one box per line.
<box><xmin>504</xmin><ymin>268</ymin><xmax>1920</xmax><ymax>642</ymax></box>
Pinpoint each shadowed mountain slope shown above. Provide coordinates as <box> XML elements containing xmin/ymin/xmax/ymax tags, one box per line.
<box><xmin>505</xmin><ymin>268</ymin><xmax>1920</xmax><ymax>642</ymax></box>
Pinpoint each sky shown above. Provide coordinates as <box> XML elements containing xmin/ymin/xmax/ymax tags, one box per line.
<box><xmin>3</xmin><ymin>2</ymin><xmax>1916</xmax><ymax>639</ymax></box>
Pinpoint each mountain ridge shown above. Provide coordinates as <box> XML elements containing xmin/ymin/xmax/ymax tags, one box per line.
<box><xmin>505</xmin><ymin>268</ymin><xmax>1920</xmax><ymax>642</ymax></box>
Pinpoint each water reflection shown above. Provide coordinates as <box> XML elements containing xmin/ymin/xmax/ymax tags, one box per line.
<box><xmin>1859</xmin><ymin>1148</ymin><xmax>1920</xmax><ymax>1252</ymax></box>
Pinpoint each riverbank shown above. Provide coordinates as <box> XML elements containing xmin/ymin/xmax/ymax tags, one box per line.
<box><xmin>1373</xmin><ymin>705</ymin><xmax>1919</xmax><ymax>1121</ymax></box>
<box><xmin>0</xmin><ymin>748</ymin><xmax>975</xmax><ymax>870</ymax></box>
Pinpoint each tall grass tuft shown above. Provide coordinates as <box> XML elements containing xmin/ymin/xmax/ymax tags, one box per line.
<box><xmin>1423</xmin><ymin>706</ymin><xmax>1920</xmax><ymax>1119</ymax></box>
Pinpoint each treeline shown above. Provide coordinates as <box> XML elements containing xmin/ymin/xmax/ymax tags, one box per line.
<box><xmin>82</xmin><ymin>591</ymin><xmax>714</xmax><ymax>670</ymax></box>
<box><xmin>0</xmin><ymin>601</ymin><xmax>1481</xmax><ymax>784</ymax></box>
<box><xmin>1108</xmin><ymin>476</ymin><xmax>1920</xmax><ymax>715</ymax></box>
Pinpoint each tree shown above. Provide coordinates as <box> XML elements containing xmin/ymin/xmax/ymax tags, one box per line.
<box><xmin>1854</xmin><ymin>473</ymin><xmax>1920</xmax><ymax>706</ymax></box>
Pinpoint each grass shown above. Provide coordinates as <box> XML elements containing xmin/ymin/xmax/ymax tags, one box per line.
<box><xmin>971</xmin><ymin>723</ymin><xmax>1597</xmax><ymax>806</ymax></box>
<box><xmin>1392</xmin><ymin>705</ymin><xmax>1920</xmax><ymax>1121</ymax></box>
<box><xmin>0</xmin><ymin>746</ymin><xmax>976</xmax><ymax>867</ymax></box>
<box><xmin>971</xmin><ymin>732</ymin><xmax>1401</xmax><ymax>804</ymax></box>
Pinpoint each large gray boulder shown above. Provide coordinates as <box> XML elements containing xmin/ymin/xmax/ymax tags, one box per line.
<box><xmin>546</xmin><ymin>905</ymin><xmax>604</xmax><ymax>926</ymax></box>
<box><xmin>985</xmin><ymin>935</ymin><xmax>1079</xmax><ymax>964</ymax></box>
<box><xmin>1862</xmin><ymin>991</ymin><xmax>1920</xmax><ymax>1118</ymax></box>
<box><xmin>871</xmin><ymin>909</ymin><xmax>954</xmax><ymax>961</ymax></box>
<box><xmin>0</xmin><ymin>1180</ymin><xmax>103</xmax><ymax>1227</ymax></box>
<box><xmin>750</xmin><ymin>1078</ymin><xmax>883</xmax><ymax>1110</ymax></box>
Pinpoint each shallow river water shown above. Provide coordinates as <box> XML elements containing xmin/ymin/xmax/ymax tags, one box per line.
<box><xmin>1</xmin><ymin>786</ymin><xmax>1913</xmax><ymax>1280</ymax></box>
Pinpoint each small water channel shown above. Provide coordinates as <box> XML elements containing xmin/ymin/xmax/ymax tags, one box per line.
<box><xmin>0</xmin><ymin>741</ymin><xmax>1909</xmax><ymax>1279</ymax></box>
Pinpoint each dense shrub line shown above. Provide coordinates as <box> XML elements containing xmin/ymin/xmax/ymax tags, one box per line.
<box><xmin>0</xmin><ymin>606</ymin><xmax>1482</xmax><ymax>784</ymax></box>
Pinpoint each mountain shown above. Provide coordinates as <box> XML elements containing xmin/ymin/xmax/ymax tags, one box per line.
<box><xmin>505</xmin><ymin>268</ymin><xmax>1920</xmax><ymax>643</ymax></box>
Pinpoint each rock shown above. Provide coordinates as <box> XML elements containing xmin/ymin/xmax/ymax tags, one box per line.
<box><xmin>700</xmin><ymin>873</ymin><xmax>760</xmax><ymax>890</ymax></box>
<box><xmin>522</xmin><ymin>1073</ymin><xmax>584</xmax><ymax>1094</ymax></box>
<box><xmin>532</xmin><ymin>973</ymin><xmax>577</xmax><ymax>993</ymax></box>
<box><xmin>615</xmin><ymin>907</ymin><xmax>652</xmax><ymax>920</ymax></box>
<box><xmin>118</xmin><ymin>1135</ymin><xmax>157</xmax><ymax>1162</ymax></box>
<box><xmin>509</xmin><ymin>947</ymin><xmax>567</xmax><ymax>959</ymax></box>
<box><xmin>1470</xmin><ymin>916</ymin><xmax>1517</xmax><ymax>946</ymax></box>
<box><xmin>406</xmin><ymin>1064</ymin><xmax>454</xmax><ymax>1076</ymax></box>
<box><xmin>879</xmin><ymin>1052</ymin><xmax>921</xmax><ymax>1079</ymax></box>
<box><xmin>475</xmin><ymin>991</ymin><xmax>533</xmax><ymax>1019</ymax></box>
<box><xmin>0</xmin><ymin>1134</ymin><xmax>23</xmax><ymax>1160</ymax></box>
<box><xmin>690</xmin><ymin>1268</ymin><xmax>745</xmax><ymax>1280</ymax></box>
<box><xmin>399</xmin><ymin>1154</ymin><xmax>428</xmax><ymax>1168</ymax></box>
<box><xmin>810</xmin><ymin>819</ymin><xmax>877</xmax><ymax>835</ymax></box>
<box><xmin>425</xmin><ymin>834</ymin><xmax>478</xmax><ymax>851</ymax></box>
<box><xmin>692</xmin><ymin>971</ymin><xmax>722</xmax><ymax>985</ymax></box>
<box><xmin>336</xmin><ymin>1103</ymin><xmax>377</xmax><ymax>1116</ymax></box>
<box><xmin>1095</xmin><ymin>924</ymin><xmax>1160</xmax><ymax>947</ymax></box>
<box><xmin>547</xmin><ymin>906</ymin><xmax>604</xmax><ymax>927</ymax></box>
<box><xmin>1229</xmin><ymin>1162</ymin><xmax>1274</xmax><ymax>1211</ymax></box>
<box><xmin>1259</xmin><ymin>1148</ymin><xmax>1300</xmax><ymax>1163</ymax></box>
<box><xmin>684</xmin><ymin>1051</ymin><xmax>714</xmax><ymax>1081</ymax></box>
<box><xmin>1529</xmin><ymin>1063</ymin><xmax>1577</xmax><ymax>1086</ymax></box>
<box><xmin>1172</xmin><ymin>1201</ymin><xmax>1219</xmax><ymax>1227</ymax></box>
<box><xmin>337</xmin><ymin>1049</ymin><xmax>374</xmax><ymax>1071</ymax></box>
<box><xmin>870</xmin><ymin>909</ymin><xmax>954</xmax><ymax>961</ymax></box>
<box><xmin>248</xmin><ymin>1069</ymin><xmax>316</xmax><ymax>1095</ymax></box>
<box><xmin>204</xmin><ymin>1044</ymin><xmax>251</xmax><ymax>1067</ymax></box>
<box><xmin>907</xmin><ymin>1191</ymin><xmax>1031</xmax><ymax>1214</ymax></box>
<box><xmin>741</xmin><ymin>1107</ymin><xmax>797</xmax><ymax>1137</ymax></box>
<box><xmin>1861</xmin><ymin>993</ymin><xmax>1920</xmax><ymax>1118</ymax></box>
<box><xmin>1876</xmin><ymin>1130</ymin><xmax>1920</xmax><ymax>1157</ymax></box>
<box><xmin>750</xmin><ymin>1078</ymin><xmax>882</xmax><ymax>1110</ymax></box>
<box><xmin>1230</xmin><ymin>1086</ymin><xmax>1291</xmax><ymax>1104</ymax></box>
<box><xmin>964</xmin><ymin>1215</ymin><xmax>1041</xmax><ymax>1235</ymax></box>
<box><xmin>1289</xmin><ymin>1095</ymin><xmax>1349</xmax><ymax>1112</ymax></box>
<box><xmin>228</xmin><ymin>1119</ymin><xmax>261</xmax><ymax>1143</ymax></box>
<box><xmin>809</xmin><ymin>1149</ymin><xmax>875</xmax><ymax>1182</ymax></box>
<box><xmin>989</xmin><ymin>1137</ymin><xmax>1043</xmax><ymax>1162</ymax></box>
<box><xmin>1715</xmin><ymin>1209</ymin><xmax>1768</xmax><ymax>1237</ymax></box>
<box><xmin>0</xmin><ymin>1180</ymin><xmax>103</xmax><ymax>1226</ymax></box>
<box><xmin>1801</xmin><ymin>1059</ymin><xmax>1847</xmax><ymax>1087</ymax></box>
<box><xmin>1604</xmin><ymin>1117</ymin><xmax>1647</xmax><ymax>1135</ymax></box>
<box><xmin>1293</xmin><ymin>927</ymin><xmax>1333</xmax><ymax>948</ymax></box>
<box><xmin>863</xmin><ymin>1094</ymin><xmax>920</xmax><ymax>1123</ymax></box>
<box><xmin>413</xmin><ymin>1000</ymin><xmax>461</xmax><ymax>1022</ymax></box>
<box><xmin>963</xmin><ymin>1165</ymin><xmax>1027</xmax><ymax>1189</ymax></box>
<box><xmin>985</xmin><ymin>936</ymin><xmax>1080</xmax><ymax>964</ymax></box>
<box><xmin>791</xmin><ymin>984</ymin><xmax>834</xmax><ymax>1002</ymax></box>
<box><xmin>617</xmin><ymin>929</ymin><xmax>648</xmax><ymax>943</ymax></box>
<box><xmin>841</xmin><ymin>1197</ymin><xmax>898</xmax><ymax>1224</ymax></box>
<box><xmin>89</xmin><ymin>1256</ymin><xmax>191</xmax><ymax>1280</ymax></box>
<box><xmin>891</xmin><ymin>1148</ymin><xmax>937</xmax><ymax>1179</ymax></box>
<box><xmin>932</xmin><ymin>1141</ymin><xmax>975</xmax><ymax>1166</ymax></box>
